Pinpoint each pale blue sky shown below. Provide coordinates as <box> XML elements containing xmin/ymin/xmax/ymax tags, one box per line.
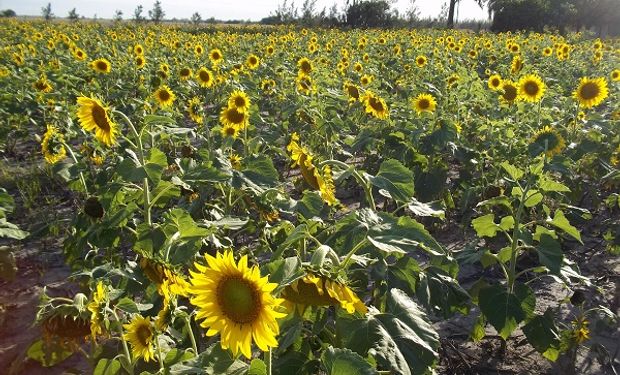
<box><xmin>0</xmin><ymin>0</ymin><xmax>489</xmax><ymax>21</ymax></box>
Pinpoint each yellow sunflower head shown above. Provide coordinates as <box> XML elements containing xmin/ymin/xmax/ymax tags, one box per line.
<box><xmin>343</xmin><ymin>82</ymin><xmax>360</xmax><ymax>101</ymax></box>
<box><xmin>517</xmin><ymin>73</ymin><xmax>545</xmax><ymax>103</ymax></box>
<box><xmin>187</xmin><ymin>97</ymin><xmax>203</xmax><ymax>124</ymax></box>
<box><xmin>220</xmin><ymin>123</ymin><xmax>241</xmax><ymax>139</ymax></box>
<box><xmin>220</xmin><ymin>105</ymin><xmax>248</xmax><ymax>129</ymax></box>
<box><xmin>318</xmin><ymin>165</ymin><xmax>338</xmax><ymax>206</ymax></box>
<box><xmin>209</xmin><ymin>48</ymin><xmax>223</xmax><ymax>64</ymax></box>
<box><xmin>188</xmin><ymin>250</ymin><xmax>286</xmax><ymax>359</ymax></box>
<box><xmin>196</xmin><ymin>67</ymin><xmax>214</xmax><ymax>88</ymax></box>
<box><xmin>573</xmin><ymin>77</ymin><xmax>608</xmax><ymax>109</ymax></box>
<box><xmin>499</xmin><ymin>80</ymin><xmax>518</xmax><ymax>104</ymax></box>
<box><xmin>360</xmin><ymin>74</ymin><xmax>373</xmax><ymax>86</ymax></box>
<box><xmin>362</xmin><ymin>91</ymin><xmax>389</xmax><ymax>119</ymax></box>
<box><xmin>297</xmin><ymin>57</ymin><xmax>313</xmax><ymax>75</ymax></box>
<box><xmin>229</xmin><ymin>153</ymin><xmax>243</xmax><ymax>170</ymax></box>
<box><xmin>90</xmin><ymin>58</ymin><xmax>111</xmax><ymax>74</ymax></box>
<box><xmin>135</xmin><ymin>55</ymin><xmax>146</xmax><ymax>69</ymax></box>
<box><xmin>76</xmin><ymin>96</ymin><xmax>118</xmax><ymax>147</ymax></box>
<box><xmin>153</xmin><ymin>85</ymin><xmax>176</xmax><ymax>109</ymax></box>
<box><xmin>412</xmin><ymin>93</ymin><xmax>437</xmax><ymax>115</ymax></box>
<box><xmin>296</xmin><ymin>74</ymin><xmax>315</xmax><ymax>95</ymax></box>
<box><xmin>179</xmin><ymin>67</ymin><xmax>192</xmax><ymax>80</ymax></box>
<box><xmin>41</xmin><ymin>124</ymin><xmax>66</xmax><ymax>164</ymax></box>
<box><xmin>123</xmin><ymin>315</ymin><xmax>156</xmax><ymax>362</ymax></box>
<box><xmin>246</xmin><ymin>54</ymin><xmax>260</xmax><ymax>70</ymax></box>
<box><xmin>611</xmin><ymin>69</ymin><xmax>620</xmax><ymax>82</ymax></box>
<box><xmin>488</xmin><ymin>74</ymin><xmax>503</xmax><ymax>90</ymax></box>
<box><xmin>529</xmin><ymin>126</ymin><xmax>566</xmax><ymax>157</ymax></box>
<box><xmin>33</xmin><ymin>76</ymin><xmax>53</xmax><ymax>93</ymax></box>
<box><xmin>510</xmin><ymin>55</ymin><xmax>523</xmax><ymax>74</ymax></box>
<box><xmin>447</xmin><ymin>74</ymin><xmax>460</xmax><ymax>87</ymax></box>
<box><xmin>86</xmin><ymin>281</ymin><xmax>108</xmax><ymax>340</ymax></box>
<box><xmin>227</xmin><ymin>90</ymin><xmax>251</xmax><ymax>113</ymax></box>
<box><xmin>415</xmin><ymin>55</ymin><xmax>427</xmax><ymax>68</ymax></box>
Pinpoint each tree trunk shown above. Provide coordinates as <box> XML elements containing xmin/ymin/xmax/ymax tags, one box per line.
<box><xmin>447</xmin><ymin>0</ymin><xmax>457</xmax><ymax>28</ymax></box>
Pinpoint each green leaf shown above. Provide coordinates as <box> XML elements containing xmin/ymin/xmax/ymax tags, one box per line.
<box><xmin>165</xmin><ymin>208</ymin><xmax>210</xmax><ymax>239</ymax></box>
<box><xmin>478</xmin><ymin>285</ymin><xmax>525</xmax><ymax>340</ymax></box>
<box><xmin>248</xmin><ymin>359</ymin><xmax>267</xmax><ymax>375</ymax></box>
<box><xmin>144</xmin><ymin>148</ymin><xmax>168</xmax><ymax>185</ymax></box>
<box><xmin>237</xmin><ymin>155</ymin><xmax>279</xmax><ymax>189</ymax></box>
<box><xmin>338</xmin><ymin>289</ymin><xmax>439</xmax><ymax>375</ymax></box>
<box><xmin>164</xmin><ymin>349</ymin><xmax>195</xmax><ymax>368</ymax></box>
<box><xmin>407</xmin><ymin>198</ymin><xmax>445</xmax><ymax>219</ymax></box>
<box><xmin>321</xmin><ymin>347</ymin><xmax>377</xmax><ymax>375</ymax></box>
<box><xmin>27</xmin><ymin>339</ymin><xmax>74</xmax><ymax>367</ymax></box>
<box><xmin>0</xmin><ymin>218</ymin><xmax>29</xmax><ymax>240</ymax></box>
<box><xmin>94</xmin><ymin>358</ymin><xmax>122</xmax><ymax>375</ymax></box>
<box><xmin>367</xmin><ymin>213</ymin><xmax>445</xmax><ymax>256</ymax></box>
<box><xmin>524</xmin><ymin>190</ymin><xmax>543</xmax><ymax>208</ymax></box>
<box><xmin>116</xmin><ymin>297</ymin><xmax>139</xmax><ymax>314</ymax></box>
<box><xmin>367</xmin><ymin>159</ymin><xmax>415</xmax><ymax>202</ymax></box>
<box><xmin>537</xmin><ymin>234</ymin><xmax>563</xmax><ymax>274</ymax></box>
<box><xmin>294</xmin><ymin>191</ymin><xmax>324</xmax><ymax>219</ymax></box>
<box><xmin>169</xmin><ymin>344</ymin><xmax>248</xmax><ymax>375</ymax></box>
<box><xmin>501</xmin><ymin>161</ymin><xmax>524</xmax><ymax>180</ymax></box>
<box><xmin>499</xmin><ymin>216</ymin><xmax>515</xmax><ymax>231</ymax></box>
<box><xmin>416</xmin><ymin>267</ymin><xmax>470</xmax><ymax>317</ymax></box>
<box><xmin>523</xmin><ymin>309</ymin><xmax>561</xmax><ymax>362</ymax></box>
<box><xmin>539</xmin><ymin>177</ymin><xmax>570</xmax><ymax>192</ymax></box>
<box><xmin>267</xmin><ymin>257</ymin><xmax>304</xmax><ymax>292</ymax></box>
<box><xmin>547</xmin><ymin>210</ymin><xmax>582</xmax><ymax>243</ymax></box>
<box><xmin>472</xmin><ymin>214</ymin><xmax>499</xmax><ymax>238</ymax></box>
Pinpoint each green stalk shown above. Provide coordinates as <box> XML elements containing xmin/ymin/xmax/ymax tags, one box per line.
<box><xmin>110</xmin><ymin>308</ymin><xmax>133</xmax><ymax>372</ymax></box>
<box><xmin>155</xmin><ymin>333</ymin><xmax>165</xmax><ymax>371</ymax></box>
<box><xmin>265</xmin><ymin>348</ymin><xmax>272</xmax><ymax>375</ymax></box>
<box><xmin>338</xmin><ymin>238</ymin><xmax>369</xmax><ymax>271</ymax></box>
<box><xmin>507</xmin><ymin>183</ymin><xmax>529</xmax><ymax>294</ymax></box>
<box><xmin>62</xmin><ymin>142</ymin><xmax>89</xmax><ymax>194</ymax></box>
<box><xmin>185</xmin><ymin>315</ymin><xmax>198</xmax><ymax>356</ymax></box>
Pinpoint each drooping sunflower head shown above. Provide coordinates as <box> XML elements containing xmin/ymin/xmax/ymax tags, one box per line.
<box><xmin>573</xmin><ymin>77</ymin><xmax>608</xmax><ymax>109</ymax></box>
<box><xmin>510</xmin><ymin>55</ymin><xmax>523</xmax><ymax>74</ymax></box>
<box><xmin>187</xmin><ymin>97</ymin><xmax>203</xmax><ymax>124</ymax></box>
<box><xmin>446</xmin><ymin>73</ymin><xmax>460</xmax><ymax>87</ymax></box>
<box><xmin>282</xmin><ymin>272</ymin><xmax>367</xmax><ymax>315</ymax></box>
<box><xmin>153</xmin><ymin>85</ymin><xmax>176</xmax><ymax>109</ymax></box>
<box><xmin>517</xmin><ymin>73</ymin><xmax>545</xmax><ymax>103</ymax></box>
<box><xmin>499</xmin><ymin>80</ymin><xmax>518</xmax><ymax>103</ymax></box>
<box><xmin>610</xmin><ymin>145</ymin><xmax>620</xmax><ymax>167</ymax></box>
<box><xmin>41</xmin><ymin>124</ymin><xmax>66</xmax><ymax>164</ymax></box>
<box><xmin>246</xmin><ymin>54</ymin><xmax>260</xmax><ymax>70</ymax></box>
<box><xmin>196</xmin><ymin>67</ymin><xmax>214</xmax><ymax>88</ymax></box>
<box><xmin>76</xmin><ymin>96</ymin><xmax>118</xmax><ymax>147</ymax></box>
<box><xmin>227</xmin><ymin>90</ymin><xmax>251</xmax><ymax>113</ymax></box>
<box><xmin>220</xmin><ymin>105</ymin><xmax>248</xmax><ymax>128</ymax></box>
<box><xmin>287</xmin><ymin>133</ymin><xmax>319</xmax><ymax>189</ymax></box>
<box><xmin>317</xmin><ymin>165</ymin><xmax>338</xmax><ymax>206</ymax></box>
<box><xmin>488</xmin><ymin>74</ymin><xmax>503</xmax><ymax>91</ymax></box>
<box><xmin>123</xmin><ymin>315</ymin><xmax>156</xmax><ymax>362</ymax></box>
<box><xmin>529</xmin><ymin>126</ymin><xmax>566</xmax><ymax>157</ymax></box>
<box><xmin>362</xmin><ymin>91</ymin><xmax>389</xmax><ymax>119</ymax></box>
<box><xmin>296</xmin><ymin>74</ymin><xmax>315</xmax><ymax>95</ymax></box>
<box><xmin>90</xmin><ymin>58</ymin><xmax>111</xmax><ymax>74</ymax></box>
<box><xmin>86</xmin><ymin>281</ymin><xmax>108</xmax><ymax>339</ymax></box>
<box><xmin>188</xmin><ymin>250</ymin><xmax>286</xmax><ymax>359</ymax></box>
<box><xmin>412</xmin><ymin>93</ymin><xmax>437</xmax><ymax>115</ymax></box>
<box><xmin>229</xmin><ymin>153</ymin><xmax>243</xmax><ymax>170</ymax></box>
<box><xmin>261</xmin><ymin>78</ymin><xmax>276</xmax><ymax>93</ymax></box>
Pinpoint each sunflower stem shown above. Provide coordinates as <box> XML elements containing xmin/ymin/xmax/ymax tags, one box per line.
<box><xmin>110</xmin><ymin>308</ymin><xmax>133</xmax><ymax>370</ymax></box>
<box><xmin>62</xmin><ymin>142</ymin><xmax>89</xmax><ymax>194</ymax></box>
<box><xmin>155</xmin><ymin>334</ymin><xmax>165</xmax><ymax>372</ymax></box>
<box><xmin>265</xmin><ymin>348</ymin><xmax>272</xmax><ymax>375</ymax></box>
<box><xmin>185</xmin><ymin>315</ymin><xmax>198</xmax><ymax>356</ymax></box>
<box><xmin>338</xmin><ymin>238</ymin><xmax>369</xmax><ymax>271</ymax></box>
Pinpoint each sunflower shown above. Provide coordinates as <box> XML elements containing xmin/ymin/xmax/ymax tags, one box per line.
<box><xmin>282</xmin><ymin>273</ymin><xmax>367</xmax><ymax>315</ymax></box>
<box><xmin>296</xmin><ymin>74</ymin><xmax>315</xmax><ymax>95</ymax></box>
<box><xmin>360</xmin><ymin>74</ymin><xmax>373</xmax><ymax>86</ymax></box>
<box><xmin>73</xmin><ymin>48</ymin><xmax>87</xmax><ymax>61</ymax></box>
<box><xmin>209</xmin><ymin>48</ymin><xmax>223</xmax><ymax>65</ymax></box>
<box><xmin>530</xmin><ymin>126</ymin><xmax>566</xmax><ymax>157</ymax></box>
<box><xmin>343</xmin><ymin>81</ymin><xmax>360</xmax><ymax>101</ymax></box>
<box><xmin>179</xmin><ymin>67</ymin><xmax>192</xmax><ymax>80</ymax></box>
<box><xmin>195</xmin><ymin>67</ymin><xmax>214</xmax><ymax>88</ymax></box>
<box><xmin>297</xmin><ymin>57</ymin><xmax>313</xmax><ymax>76</ymax></box>
<box><xmin>33</xmin><ymin>76</ymin><xmax>53</xmax><ymax>92</ymax></box>
<box><xmin>543</xmin><ymin>47</ymin><xmax>553</xmax><ymax>57</ymax></box>
<box><xmin>90</xmin><ymin>58</ymin><xmax>111</xmax><ymax>74</ymax></box>
<box><xmin>318</xmin><ymin>165</ymin><xmax>338</xmax><ymax>206</ymax></box>
<box><xmin>194</xmin><ymin>44</ymin><xmax>204</xmax><ymax>55</ymax></box>
<box><xmin>41</xmin><ymin>125</ymin><xmax>66</xmax><ymax>164</ymax></box>
<box><xmin>510</xmin><ymin>55</ymin><xmax>523</xmax><ymax>74</ymax></box>
<box><xmin>133</xmin><ymin>44</ymin><xmax>144</xmax><ymax>55</ymax></box>
<box><xmin>220</xmin><ymin>106</ymin><xmax>248</xmax><ymax>129</ymax></box>
<box><xmin>76</xmin><ymin>96</ymin><xmax>118</xmax><ymax>147</ymax></box>
<box><xmin>500</xmin><ymin>80</ymin><xmax>519</xmax><ymax>103</ymax></box>
<box><xmin>123</xmin><ymin>315</ymin><xmax>156</xmax><ymax>362</ymax></box>
<box><xmin>488</xmin><ymin>74</ymin><xmax>503</xmax><ymax>90</ymax></box>
<box><xmin>362</xmin><ymin>91</ymin><xmax>389</xmax><ymax>119</ymax></box>
<box><xmin>187</xmin><ymin>97</ymin><xmax>203</xmax><ymax>124</ymax></box>
<box><xmin>86</xmin><ymin>281</ymin><xmax>108</xmax><ymax>340</ymax></box>
<box><xmin>261</xmin><ymin>79</ymin><xmax>276</xmax><ymax>93</ymax></box>
<box><xmin>229</xmin><ymin>153</ymin><xmax>242</xmax><ymax>170</ymax></box>
<box><xmin>221</xmin><ymin>123</ymin><xmax>241</xmax><ymax>139</ymax></box>
<box><xmin>246</xmin><ymin>54</ymin><xmax>260</xmax><ymax>70</ymax></box>
<box><xmin>517</xmin><ymin>74</ymin><xmax>545</xmax><ymax>102</ymax></box>
<box><xmin>287</xmin><ymin>133</ymin><xmax>319</xmax><ymax>189</ymax></box>
<box><xmin>412</xmin><ymin>93</ymin><xmax>437</xmax><ymax>115</ymax></box>
<box><xmin>573</xmin><ymin>77</ymin><xmax>609</xmax><ymax>108</ymax></box>
<box><xmin>611</xmin><ymin>69</ymin><xmax>620</xmax><ymax>82</ymax></box>
<box><xmin>227</xmin><ymin>90</ymin><xmax>251</xmax><ymax>113</ymax></box>
<box><xmin>415</xmin><ymin>55</ymin><xmax>427</xmax><ymax>68</ymax></box>
<box><xmin>446</xmin><ymin>73</ymin><xmax>460</xmax><ymax>87</ymax></box>
<box><xmin>188</xmin><ymin>250</ymin><xmax>286</xmax><ymax>359</ymax></box>
<box><xmin>153</xmin><ymin>85</ymin><xmax>176</xmax><ymax>108</ymax></box>
<box><xmin>610</xmin><ymin>145</ymin><xmax>620</xmax><ymax>167</ymax></box>
<box><xmin>135</xmin><ymin>55</ymin><xmax>146</xmax><ymax>69</ymax></box>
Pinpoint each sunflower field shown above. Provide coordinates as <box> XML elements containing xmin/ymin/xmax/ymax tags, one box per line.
<box><xmin>0</xmin><ymin>19</ymin><xmax>619</xmax><ymax>375</ymax></box>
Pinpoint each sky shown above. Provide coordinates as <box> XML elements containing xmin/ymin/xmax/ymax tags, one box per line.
<box><xmin>0</xmin><ymin>0</ymin><xmax>489</xmax><ymax>21</ymax></box>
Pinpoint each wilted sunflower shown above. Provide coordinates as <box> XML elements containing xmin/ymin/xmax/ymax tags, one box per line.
<box><xmin>282</xmin><ymin>273</ymin><xmax>367</xmax><ymax>315</ymax></box>
<box><xmin>317</xmin><ymin>165</ymin><xmax>338</xmax><ymax>206</ymax></box>
<box><xmin>187</xmin><ymin>97</ymin><xmax>203</xmax><ymax>124</ymax></box>
<box><xmin>488</xmin><ymin>74</ymin><xmax>502</xmax><ymax>90</ymax></box>
<box><xmin>246</xmin><ymin>54</ymin><xmax>260</xmax><ymax>70</ymax></box>
<box><xmin>530</xmin><ymin>126</ymin><xmax>566</xmax><ymax>157</ymax></box>
<box><xmin>209</xmin><ymin>48</ymin><xmax>223</xmax><ymax>65</ymax></box>
<box><xmin>362</xmin><ymin>91</ymin><xmax>389</xmax><ymax>119</ymax></box>
<box><xmin>90</xmin><ymin>58</ymin><xmax>111</xmax><ymax>74</ymax></box>
<box><xmin>227</xmin><ymin>90</ymin><xmax>251</xmax><ymax>113</ymax></box>
<box><xmin>188</xmin><ymin>250</ymin><xmax>286</xmax><ymax>359</ymax></box>
<box><xmin>446</xmin><ymin>73</ymin><xmax>460</xmax><ymax>87</ymax></box>
<box><xmin>412</xmin><ymin>93</ymin><xmax>437</xmax><ymax>115</ymax></box>
<box><xmin>123</xmin><ymin>315</ymin><xmax>156</xmax><ymax>362</ymax></box>
<box><xmin>41</xmin><ymin>125</ymin><xmax>66</xmax><ymax>164</ymax></box>
<box><xmin>296</xmin><ymin>74</ymin><xmax>315</xmax><ymax>95</ymax></box>
<box><xmin>287</xmin><ymin>133</ymin><xmax>319</xmax><ymax>189</ymax></box>
<box><xmin>573</xmin><ymin>77</ymin><xmax>608</xmax><ymax>108</ymax></box>
<box><xmin>195</xmin><ymin>67</ymin><xmax>214</xmax><ymax>88</ymax></box>
<box><xmin>86</xmin><ymin>281</ymin><xmax>108</xmax><ymax>340</ymax></box>
<box><xmin>76</xmin><ymin>96</ymin><xmax>118</xmax><ymax>147</ymax></box>
<box><xmin>229</xmin><ymin>153</ymin><xmax>242</xmax><ymax>170</ymax></box>
<box><xmin>517</xmin><ymin>74</ymin><xmax>545</xmax><ymax>102</ymax></box>
<box><xmin>153</xmin><ymin>85</ymin><xmax>176</xmax><ymax>108</ymax></box>
<box><xmin>220</xmin><ymin>106</ymin><xmax>248</xmax><ymax>129</ymax></box>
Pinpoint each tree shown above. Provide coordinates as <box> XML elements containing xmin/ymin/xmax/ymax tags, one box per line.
<box><xmin>190</xmin><ymin>12</ymin><xmax>202</xmax><ymax>25</ymax></box>
<box><xmin>149</xmin><ymin>0</ymin><xmax>165</xmax><ymax>23</ymax></box>
<box><xmin>345</xmin><ymin>0</ymin><xmax>394</xmax><ymax>27</ymax></box>
<box><xmin>113</xmin><ymin>9</ymin><xmax>123</xmax><ymax>22</ymax></box>
<box><xmin>133</xmin><ymin>5</ymin><xmax>145</xmax><ymax>22</ymax></box>
<box><xmin>68</xmin><ymin>8</ymin><xmax>79</xmax><ymax>21</ymax></box>
<box><xmin>406</xmin><ymin>0</ymin><xmax>420</xmax><ymax>23</ymax></box>
<box><xmin>301</xmin><ymin>0</ymin><xmax>318</xmax><ymax>25</ymax></box>
<box><xmin>0</xmin><ymin>9</ymin><xmax>16</xmax><ymax>17</ymax></box>
<box><xmin>447</xmin><ymin>0</ymin><xmax>485</xmax><ymax>28</ymax></box>
<box><xmin>41</xmin><ymin>3</ymin><xmax>54</xmax><ymax>21</ymax></box>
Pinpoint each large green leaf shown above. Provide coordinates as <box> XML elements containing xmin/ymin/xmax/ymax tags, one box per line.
<box><xmin>501</xmin><ymin>161</ymin><xmax>524</xmax><ymax>181</ymax></box>
<box><xmin>367</xmin><ymin>213</ymin><xmax>445</xmax><ymax>256</ymax></box>
<box><xmin>169</xmin><ymin>344</ymin><xmax>248</xmax><ymax>375</ymax></box>
<box><xmin>236</xmin><ymin>155</ymin><xmax>279</xmax><ymax>189</ymax></box>
<box><xmin>478</xmin><ymin>284</ymin><xmax>525</xmax><ymax>340</ymax></box>
<box><xmin>26</xmin><ymin>338</ymin><xmax>74</xmax><ymax>368</ymax></box>
<box><xmin>338</xmin><ymin>289</ymin><xmax>439</xmax><ymax>375</ymax></box>
<box><xmin>143</xmin><ymin>147</ymin><xmax>168</xmax><ymax>185</ymax></box>
<box><xmin>0</xmin><ymin>218</ymin><xmax>29</xmax><ymax>239</ymax></box>
<box><xmin>547</xmin><ymin>210</ymin><xmax>582</xmax><ymax>243</ymax></box>
<box><xmin>522</xmin><ymin>309</ymin><xmax>561</xmax><ymax>361</ymax></box>
<box><xmin>321</xmin><ymin>347</ymin><xmax>377</xmax><ymax>375</ymax></box>
<box><xmin>367</xmin><ymin>159</ymin><xmax>415</xmax><ymax>203</ymax></box>
<box><xmin>415</xmin><ymin>266</ymin><xmax>470</xmax><ymax>317</ymax></box>
<box><xmin>94</xmin><ymin>358</ymin><xmax>122</xmax><ymax>375</ymax></box>
<box><xmin>471</xmin><ymin>214</ymin><xmax>499</xmax><ymax>238</ymax></box>
<box><xmin>537</xmin><ymin>234</ymin><xmax>563</xmax><ymax>274</ymax></box>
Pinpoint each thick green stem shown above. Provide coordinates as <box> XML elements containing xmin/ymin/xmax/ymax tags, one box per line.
<box><xmin>507</xmin><ymin>183</ymin><xmax>529</xmax><ymax>294</ymax></box>
<box><xmin>110</xmin><ymin>309</ymin><xmax>133</xmax><ymax>371</ymax></box>
<box><xmin>155</xmin><ymin>333</ymin><xmax>165</xmax><ymax>371</ymax></box>
<box><xmin>265</xmin><ymin>348</ymin><xmax>272</xmax><ymax>375</ymax></box>
<box><xmin>185</xmin><ymin>316</ymin><xmax>198</xmax><ymax>356</ymax></box>
<box><xmin>338</xmin><ymin>238</ymin><xmax>369</xmax><ymax>271</ymax></box>
<box><xmin>62</xmin><ymin>142</ymin><xmax>89</xmax><ymax>194</ymax></box>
